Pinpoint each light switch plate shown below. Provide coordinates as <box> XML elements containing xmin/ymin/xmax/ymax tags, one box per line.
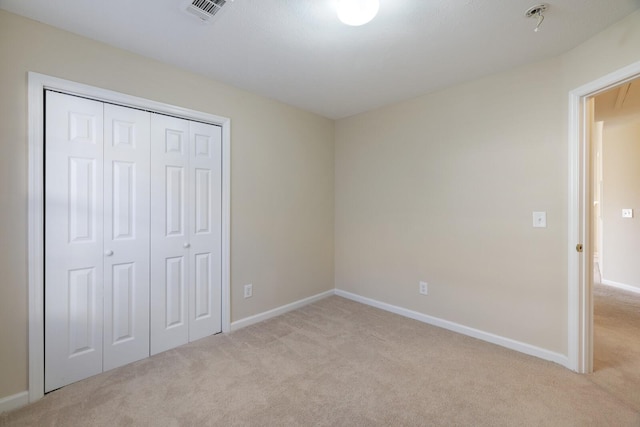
<box><xmin>622</xmin><ymin>209</ymin><xmax>633</xmax><ymax>218</ymax></box>
<box><xmin>243</xmin><ymin>284</ymin><xmax>253</xmax><ymax>298</ymax></box>
<box><xmin>533</xmin><ymin>211</ymin><xmax>547</xmax><ymax>228</ymax></box>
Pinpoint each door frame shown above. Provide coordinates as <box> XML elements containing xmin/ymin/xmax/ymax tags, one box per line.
<box><xmin>567</xmin><ymin>60</ymin><xmax>640</xmax><ymax>373</ymax></box>
<box><xmin>27</xmin><ymin>72</ymin><xmax>232</xmax><ymax>402</ymax></box>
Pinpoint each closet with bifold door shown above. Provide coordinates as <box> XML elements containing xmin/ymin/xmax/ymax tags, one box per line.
<box><xmin>44</xmin><ymin>91</ymin><xmax>222</xmax><ymax>392</ymax></box>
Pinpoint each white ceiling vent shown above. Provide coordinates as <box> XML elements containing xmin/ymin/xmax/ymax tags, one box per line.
<box><xmin>183</xmin><ymin>0</ymin><xmax>232</xmax><ymax>23</ymax></box>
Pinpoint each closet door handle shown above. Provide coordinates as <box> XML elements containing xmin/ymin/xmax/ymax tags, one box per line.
<box><xmin>183</xmin><ymin>243</ymin><xmax>191</xmax><ymax>249</ymax></box>
<box><xmin>104</xmin><ymin>250</ymin><xmax>114</xmax><ymax>257</ymax></box>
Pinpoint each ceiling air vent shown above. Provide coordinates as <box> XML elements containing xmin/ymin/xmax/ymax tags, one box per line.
<box><xmin>183</xmin><ymin>0</ymin><xmax>232</xmax><ymax>23</ymax></box>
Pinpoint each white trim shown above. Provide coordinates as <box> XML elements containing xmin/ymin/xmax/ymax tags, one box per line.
<box><xmin>230</xmin><ymin>290</ymin><xmax>335</xmax><ymax>331</ymax></box>
<box><xmin>27</xmin><ymin>72</ymin><xmax>232</xmax><ymax>402</ymax></box>
<box><xmin>221</xmin><ymin>122</ymin><xmax>231</xmax><ymax>334</ymax></box>
<box><xmin>0</xmin><ymin>391</ymin><xmax>29</xmax><ymax>414</ymax></box>
<box><xmin>567</xmin><ymin>60</ymin><xmax>640</xmax><ymax>374</ymax></box>
<box><xmin>567</xmin><ymin>90</ymin><xmax>590</xmax><ymax>373</ymax></box>
<box><xmin>601</xmin><ymin>280</ymin><xmax>640</xmax><ymax>295</ymax></box>
<box><xmin>27</xmin><ymin>74</ymin><xmax>46</xmax><ymax>404</ymax></box>
<box><xmin>336</xmin><ymin>289</ymin><xmax>569</xmax><ymax>367</ymax></box>
<box><xmin>567</xmin><ymin>89</ymin><xmax>581</xmax><ymax>372</ymax></box>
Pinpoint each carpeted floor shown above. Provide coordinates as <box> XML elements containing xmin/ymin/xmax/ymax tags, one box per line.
<box><xmin>591</xmin><ymin>282</ymin><xmax>640</xmax><ymax>412</ymax></box>
<box><xmin>2</xmin><ymin>295</ymin><xmax>639</xmax><ymax>426</ymax></box>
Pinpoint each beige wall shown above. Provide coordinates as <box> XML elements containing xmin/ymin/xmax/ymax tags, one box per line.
<box><xmin>562</xmin><ymin>10</ymin><xmax>640</xmax><ymax>91</ymax></box>
<box><xmin>335</xmin><ymin>9</ymin><xmax>640</xmax><ymax>355</ymax></box>
<box><xmin>0</xmin><ymin>10</ymin><xmax>334</xmax><ymax>399</ymax></box>
<box><xmin>602</xmin><ymin>116</ymin><xmax>640</xmax><ymax>289</ymax></box>
<box><xmin>335</xmin><ymin>58</ymin><xmax>568</xmax><ymax>352</ymax></box>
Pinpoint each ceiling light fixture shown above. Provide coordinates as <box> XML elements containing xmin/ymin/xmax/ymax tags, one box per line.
<box><xmin>337</xmin><ymin>0</ymin><xmax>379</xmax><ymax>26</ymax></box>
<box><xmin>525</xmin><ymin>4</ymin><xmax>548</xmax><ymax>33</ymax></box>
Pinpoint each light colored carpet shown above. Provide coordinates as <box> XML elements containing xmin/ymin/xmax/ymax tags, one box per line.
<box><xmin>591</xmin><ymin>282</ymin><xmax>640</xmax><ymax>412</ymax></box>
<box><xmin>2</xmin><ymin>296</ymin><xmax>639</xmax><ymax>426</ymax></box>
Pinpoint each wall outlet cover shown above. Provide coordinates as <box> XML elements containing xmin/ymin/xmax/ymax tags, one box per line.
<box><xmin>419</xmin><ymin>281</ymin><xmax>428</xmax><ymax>295</ymax></box>
<box><xmin>622</xmin><ymin>209</ymin><xmax>633</xmax><ymax>218</ymax></box>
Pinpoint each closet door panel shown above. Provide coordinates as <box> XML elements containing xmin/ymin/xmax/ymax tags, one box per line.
<box><xmin>45</xmin><ymin>91</ymin><xmax>224</xmax><ymax>389</ymax></box>
<box><xmin>150</xmin><ymin>114</ymin><xmax>190</xmax><ymax>355</ymax></box>
<box><xmin>188</xmin><ymin>122</ymin><xmax>223</xmax><ymax>341</ymax></box>
<box><xmin>45</xmin><ymin>92</ymin><xmax>104</xmax><ymax>392</ymax></box>
<box><xmin>103</xmin><ymin>104</ymin><xmax>151</xmax><ymax>371</ymax></box>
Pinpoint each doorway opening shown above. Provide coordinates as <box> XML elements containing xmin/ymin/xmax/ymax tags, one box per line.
<box><xmin>568</xmin><ymin>60</ymin><xmax>640</xmax><ymax>375</ymax></box>
<box><xmin>591</xmin><ymin>79</ymin><xmax>640</xmax><ymax>291</ymax></box>
<box><xmin>588</xmin><ymin>78</ymin><xmax>640</xmax><ymax>410</ymax></box>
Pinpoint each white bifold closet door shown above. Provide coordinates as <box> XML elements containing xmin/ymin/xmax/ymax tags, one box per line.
<box><xmin>45</xmin><ymin>92</ymin><xmax>151</xmax><ymax>392</ymax></box>
<box><xmin>150</xmin><ymin>114</ymin><xmax>222</xmax><ymax>355</ymax></box>
<box><xmin>44</xmin><ymin>91</ymin><xmax>222</xmax><ymax>392</ymax></box>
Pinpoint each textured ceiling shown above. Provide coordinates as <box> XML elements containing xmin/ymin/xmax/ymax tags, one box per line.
<box><xmin>1</xmin><ymin>0</ymin><xmax>639</xmax><ymax>119</ymax></box>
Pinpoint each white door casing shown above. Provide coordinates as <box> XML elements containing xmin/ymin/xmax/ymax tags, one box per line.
<box><xmin>29</xmin><ymin>73</ymin><xmax>231</xmax><ymax>403</ymax></box>
<box><xmin>44</xmin><ymin>92</ymin><xmax>105</xmax><ymax>392</ymax></box>
<box><xmin>102</xmin><ymin>104</ymin><xmax>151</xmax><ymax>371</ymax></box>
<box><xmin>567</xmin><ymin>60</ymin><xmax>640</xmax><ymax>373</ymax></box>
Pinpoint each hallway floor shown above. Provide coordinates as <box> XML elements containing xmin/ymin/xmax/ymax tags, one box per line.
<box><xmin>591</xmin><ymin>280</ymin><xmax>640</xmax><ymax>411</ymax></box>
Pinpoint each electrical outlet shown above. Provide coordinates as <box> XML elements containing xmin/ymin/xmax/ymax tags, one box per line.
<box><xmin>243</xmin><ymin>284</ymin><xmax>253</xmax><ymax>298</ymax></box>
<box><xmin>622</xmin><ymin>209</ymin><xmax>633</xmax><ymax>218</ymax></box>
<box><xmin>419</xmin><ymin>281</ymin><xmax>428</xmax><ymax>295</ymax></box>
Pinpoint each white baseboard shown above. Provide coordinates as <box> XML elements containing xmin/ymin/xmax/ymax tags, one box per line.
<box><xmin>0</xmin><ymin>391</ymin><xmax>28</xmax><ymax>414</ymax></box>
<box><xmin>601</xmin><ymin>279</ymin><xmax>640</xmax><ymax>295</ymax></box>
<box><xmin>230</xmin><ymin>289</ymin><xmax>335</xmax><ymax>331</ymax></box>
<box><xmin>335</xmin><ymin>289</ymin><xmax>569</xmax><ymax>368</ymax></box>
